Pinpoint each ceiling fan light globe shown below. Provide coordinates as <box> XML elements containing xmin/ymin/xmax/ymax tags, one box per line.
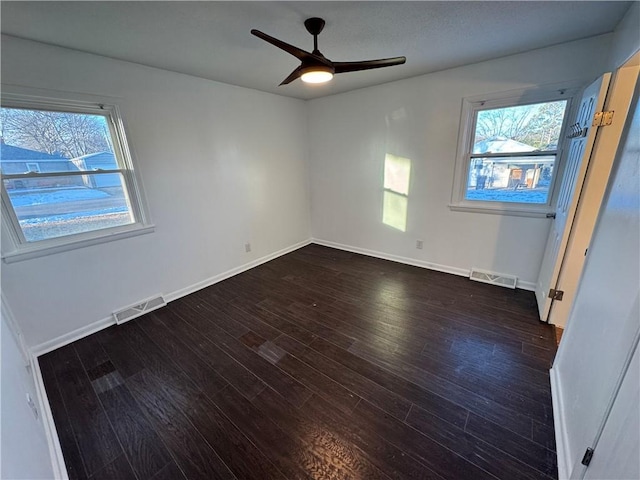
<box><xmin>300</xmin><ymin>65</ymin><xmax>334</xmax><ymax>84</ymax></box>
<box><xmin>301</xmin><ymin>71</ymin><xmax>333</xmax><ymax>83</ymax></box>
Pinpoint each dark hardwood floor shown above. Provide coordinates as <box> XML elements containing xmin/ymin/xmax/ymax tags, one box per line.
<box><xmin>39</xmin><ymin>244</ymin><xmax>559</xmax><ymax>480</ymax></box>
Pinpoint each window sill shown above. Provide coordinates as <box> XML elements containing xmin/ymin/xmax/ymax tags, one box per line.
<box><xmin>449</xmin><ymin>203</ymin><xmax>554</xmax><ymax>218</ymax></box>
<box><xmin>2</xmin><ymin>224</ymin><xmax>155</xmax><ymax>264</ymax></box>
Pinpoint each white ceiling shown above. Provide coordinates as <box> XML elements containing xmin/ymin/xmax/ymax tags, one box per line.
<box><xmin>1</xmin><ymin>1</ymin><xmax>632</xmax><ymax>100</ymax></box>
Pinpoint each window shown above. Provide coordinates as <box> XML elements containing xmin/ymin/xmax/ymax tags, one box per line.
<box><xmin>383</xmin><ymin>154</ymin><xmax>411</xmax><ymax>232</ymax></box>
<box><xmin>1</xmin><ymin>92</ymin><xmax>152</xmax><ymax>262</ymax></box>
<box><xmin>451</xmin><ymin>89</ymin><xmax>573</xmax><ymax>216</ymax></box>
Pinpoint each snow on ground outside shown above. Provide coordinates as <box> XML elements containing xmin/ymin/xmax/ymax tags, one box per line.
<box><xmin>8</xmin><ymin>187</ymin><xmax>110</xmax><ymax>206</ymax></box>
<box><xmin>465</xmin><ymin>188</ymin><xmax>549</xmax><ymax>204</ymax></box>
<box><xmin>7</xmin><ymin>187</ymin><xmax>132</xmax><ymax>242</ymax></box>
<box><xmin>21</xmin><ymin>211</ymin><xmax>132</xmax><ymax>242</ymax></box>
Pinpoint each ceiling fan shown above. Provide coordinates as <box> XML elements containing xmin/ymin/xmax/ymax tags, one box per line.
<box><xmin>251</xmin><ymin>17</ymin><xmax>407</xmax><ymax>86</ymax></box>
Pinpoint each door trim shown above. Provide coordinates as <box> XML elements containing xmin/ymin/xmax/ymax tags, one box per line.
<box><xmin>550</xmin><ymin>365</ymin><xmax>571</xmax><ymax>479</ymax></box>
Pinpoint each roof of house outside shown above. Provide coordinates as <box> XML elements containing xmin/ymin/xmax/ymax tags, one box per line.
<box><xmin>0</xmin><ymin>142</ymin><xmax>68</xmax><ymax>162</ymax></box>
<box><xmin>71</xmin><ymin>152</ymin><xmax>117</xmax><ymax>171</ymax></box>
<box><xmin>473</xmin><ymin>136</ymin><xmax>537</xmax><ymax>154</ymax></box>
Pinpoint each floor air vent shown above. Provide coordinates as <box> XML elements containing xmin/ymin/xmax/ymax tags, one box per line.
<box><xmin>113</xmin><ymin>295</ymin><xmax>166</xmax><ymax>325</ymax></box>
<box><xmin>469</xmin><ymin>268</ymin><xmax>517</xmax><ymax>289</ymax></box>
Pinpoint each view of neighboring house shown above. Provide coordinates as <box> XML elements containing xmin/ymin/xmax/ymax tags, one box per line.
<box><xmin>1</xmin><ymin>140</ymin><xmax>121</xmax><ymax>190</ymax></box>
<box><xmin>466</xmin><ymin>136</ymin><xmax>556</xmax><ymax>204</ymax></box>
<box><xmin>0</xmin><ymin>140</ymin><xmax>80</xmax><ymax>189</ymax></box>
<box><xmin>470</xmin><ymin>136</ymin><xmax>554</xmax><ymax>190</ymax></box>
<box><xmin>71</xmin><ymin>151</ymin><xmax>121</xmax><ymax>188</ymax></box>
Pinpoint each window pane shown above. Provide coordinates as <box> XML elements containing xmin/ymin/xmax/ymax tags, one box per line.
<box><xmin>4</xmin><ymin>174</ymin><xmax>134</xmax><ymax>242</ymax></box>
<box><xmin>384</xmin><ymin>154</ymin><xmax>411</xmax><ymax>195</ymax></box>
<box><xmin>473</xmin><ymin>100</ymin><xmax>567</xmax><ymax>153</ymax></box>
<box><xmin>0</xmin><ymin>107</ymin><xmax>116</xmax><ymax>174</ymax></box>
<box><xmin>383</xmin><ymin>191</ymin><xmax>408</xmax><ymax>232</ymax></box>
<box><xmin>464</xmin><ymin>155</ymin><xmax>555</xmax><ymax>204</ymax></box>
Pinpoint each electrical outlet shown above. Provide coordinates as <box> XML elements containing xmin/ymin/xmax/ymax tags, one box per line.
<box><xmin>245</xmin><ymin>243</ymin><xmax>251</xmax><ymax>253</ymax></box>
<box><xmin>26</xmin><ymin>393</ymin><xmax>38</xmax><ymax>420</ymax></box>
<box><xmin>416</xmin><ymin>240</ymin><xmax>424</xmax><ymax>250</ymax></box>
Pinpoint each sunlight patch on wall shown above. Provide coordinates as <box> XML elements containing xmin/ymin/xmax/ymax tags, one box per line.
<box><xmin>382</xmin><ymin>154</ymin><xmax>411</xmax><ymax>232</ymax></box>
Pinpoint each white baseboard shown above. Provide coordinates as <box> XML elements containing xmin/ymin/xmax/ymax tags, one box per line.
<box><xmin>311</xmin><ymin>238</ymin><xmax>536</xmax><ymax>291</ymax></box>
<box><xmin>30</xmin><ymin>238</ymin><xmax>312</xmax><ymax>357</ymax></box>
<box><xmin>31</xmin><ymin>353</ymin><xmax>69</xmax><ymax>480</ymax></box>
<box><xmin>30</xmin><ymin>237</ymin><xmax>534</xmax><ymax>357</ymax></box>
<box><xmin>550</xmin><ymin>366</ymin><xmax>570</xmax><ymax>479</ymax></box>
<box><xmin>165</xmin><ymin>239</ymin><xmax>312</xmax><ymax>302</ymax></box>
<box><xmin>31</xmin><ymin>316</ymin><xmax>115</xmax><ymax>358</ymax></box>
<box><xmin>516</xmin><ymin>280</ymin><xmax>536</xmax><ymax>291</ymax></box>
<box><xmin>312</xmin><ymin>238</ymin><xmax>470</xmax><ymax>277</ymax></box>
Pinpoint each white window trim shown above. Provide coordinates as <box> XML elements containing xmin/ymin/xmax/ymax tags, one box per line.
<box><xmin>1</xmin><ymin>86</ymin><xmax>154</xmax><ymax>262</ymax></box>
<box><xmin>449</xmin><ymin>84</ymin><xmax>581</xmax><ymax>217</ymax></box>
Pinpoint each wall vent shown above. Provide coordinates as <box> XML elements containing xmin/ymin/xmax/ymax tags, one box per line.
<box><xmin>113</xmin><ymin>295</ymin><xmax>166</xmax><ymax>325</ymax></box>
<box><xmin>469</xmin><ymin>268</ymin><xmax>517</xmax><ymax>289</ymax></box>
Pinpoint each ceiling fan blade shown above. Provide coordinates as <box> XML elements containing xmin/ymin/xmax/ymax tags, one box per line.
<box><xmin>333</xmin><ymin>57</ymin><xmax>406</xmax><ymax>73</ymax></box>
<box><xmin>280</xmin><ymin>66</ymin><xmax>303</xmax><ymax>86</ymax></box>
<box><xmin>251</xmin><ymin>29</ymin><xmax>312</xmax><ymax>61</ymax></box>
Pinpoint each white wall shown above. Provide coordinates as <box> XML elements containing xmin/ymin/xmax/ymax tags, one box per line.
<box><xmin>307</xmin><ymin>35</ymin><xmax>613</xmax><ymax>286</ymax></box>
<box><xmin>0</xmin><ymin>35</ymin><xmax>311</xmax><ymax>348</ymax></box>
<box><xmin>608</xmin><ymin>2</ymin><xmax>640</xmax><ymax>70</ymax></box>
<box><xmin>1</xmin><ymin>306</ymin><xmax>54</xmax><ymax>479</ymax></box>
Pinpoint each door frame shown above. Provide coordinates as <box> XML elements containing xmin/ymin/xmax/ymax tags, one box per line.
<box><xmin>547</xmin><ymin>52</ymin><xmax>640</xmax><ymax>328</ymax></box>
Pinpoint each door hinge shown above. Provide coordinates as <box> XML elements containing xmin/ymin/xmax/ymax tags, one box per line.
<box><xmin>548</xmin><ymin>288</ymin><xmax>564</xmax><ymax>301</ymax></box>
<box><xmin>592</xmin><ymin>111</ymin><xmax>614</xmax><ymax>127</ymax></box>
<box><xmin>581</xmin><ymin>447</ymin><xmax>595</xmax><ymax>466</ymax></box>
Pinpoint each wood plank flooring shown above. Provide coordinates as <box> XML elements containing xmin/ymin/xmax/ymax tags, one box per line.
<box><xmin>39</xmin><ymin>244</ymin><xmax>559</xmax><ymax>479</ymax></box>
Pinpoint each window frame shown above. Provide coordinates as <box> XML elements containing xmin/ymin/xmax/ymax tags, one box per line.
<box><xmin>450</xmin><ymin>86</ymin><xmax>578</xmax><ymax>217</ymax></box>
<box><xmin>1</xmin><ymin>89</ymin><xmax>153</xmax><ymax>263</ymax></box>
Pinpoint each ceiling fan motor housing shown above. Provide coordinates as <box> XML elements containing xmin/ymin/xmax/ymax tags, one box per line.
<box><xmin>304</xmin><ymin>17</ymin><xmax>326</xmax><ymax>36</ymax></box>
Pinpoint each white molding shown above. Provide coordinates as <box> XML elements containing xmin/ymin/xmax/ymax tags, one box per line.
<box><xmin>450</xmin><ymin>82</ymin><xmax>584</xmax><ymax>218</ymax></box>
<box><xmin>30</xmin><ymin>238</ymin><xmax>313</xmax><ymax>357</ymax></box>
<box><xmin>1</xmin><ymin>293</ymin><xmax>30</xmax><ymax>366</ymax></box>
<box><xmin>311</xmin><ymin>238</ymin><xmax>470</xmax><ymax>277</ymax></box>
<box><xmin>30</xmin><ymin>353</ymin><xmax>69</xmax><ymax>480</ymax></box>
<box><xmin>312</xmin><ymin>238</ymin><xmax>536</xmax><ymax>291</ymax></box>
<box><xmin>28</xmin><ymin>240</ymin><xmax>533</xmax><ymax>354</ymax></box>
<box><xmin>449</xmin><ymin>203</ymin><xmax>555</xmax><ymax>218</ymax></box>
<box><xmin>31</xmin><ymin>316</ymin><xmax>115</xmax><ymax>358</ymax></box>
<box><xmin>550</xmin><ymin>366</ymin><xmax>571</xmax><ymax>480</ymax></box>
<box><xmin>1</xmin><ymin>86</ymin><xmax>154</xmax><ymax>264</ymax></box>
<box><xmin>164</xmin><ymin>238</ymin><xmax>312</xmax><ymax>302</ymax></box>
<box><xmin>516</xmin><ymin>280</ymin><xmax>536</xmax><ymax>292</ymax></box>
<box><xmin>2</xmin><ymin>222</ymin><xmax>156</xmax><ymax>265</ymax></box>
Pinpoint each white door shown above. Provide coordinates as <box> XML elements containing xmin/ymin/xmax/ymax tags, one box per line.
<box><xmin>535</xmin><ymin>73</ymin><xmax>611</xmax><ymax>321</ymax></box>
<box><xmin>582</xmin><ymin>342</ymin><xmax>639</xmax><ymax>480</ymax></box>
